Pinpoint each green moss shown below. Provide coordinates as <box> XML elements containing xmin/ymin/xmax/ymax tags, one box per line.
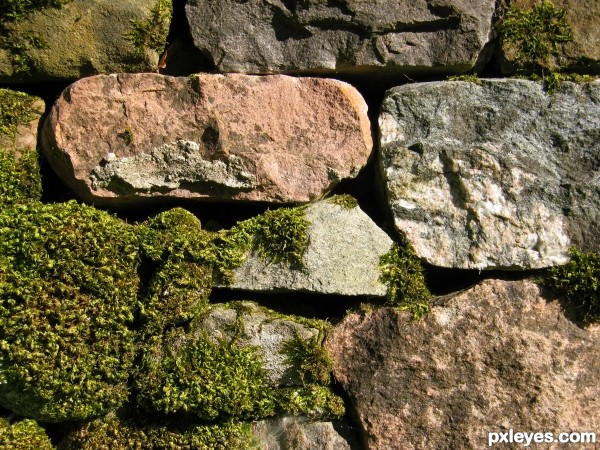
<box><xmin>282</xmin><ymin>329</ymin><xmax>332</xmax><ymax>386</ymax></box>
<box><xmin>447</xmin><ymin>74</ymin><xmax>483</xmax><ymax>85</ymax></box>
<box><xmin>214</xmin><ymin>206</ymin><xmax>310</xmax><ymax>283</ymax></box>
<box><xmin>137</xmin><ymin>328</ymin><xmax>275</xmax><ymax>421</ymax></box>
<box><xmin>0</xmin><ymin>89</ymin><xmax>39</xmax><ymax>141</ymax></box>
<box><xmin>0</xmin><ymin>418</ymin><xmax>53</xmax><ymax>449</ymax></box>
<box><xmin>379</xmin><ymin>240</ymin><xmax>431</xmax><ymax>320</ymax></box>
<box><xmin>117</xmin><ymin>128</ymin><xmax>134</xmax><ymax>146</ymax></box>
<box><xmin>545</xmin><ymin>248</ymin><xmax>599</xmax><ymax>325</ymax></box>
<box><xmin>0</xmin><ymin>0</ymin><xmax>69</xmax><ymax>25</ymax></box>
<box><xmin>123</xmin><ymin>0</ymin><xmax>172</xmax><ymax>58</ymax></box>
<box><xmin>0</xmin><ymin>201</ymin><xmax>140</xmax><ymax>421</ymax></box>
<box><xmin>59</xmin><ymin>415</ymin><xmax>258</xmax><ymax>450</ymax></box>
<box><xmin>327</xmin><ymin>194</ymin><xmax>358</xmax><ymax>210</ymax></box>
<box><xmin>0</xmin><ymin>147</ymin><xmax>41</xmax><ymax>205</ymax></box>
<box><xmin>138</xmin><ymin>208</ymin><xmax>214</xmax><ymax>333</ymax></box>
<box><xmin>275</xmin><ymin>385</ymin><xmax>345</xmax><ymax>420</ymax></box>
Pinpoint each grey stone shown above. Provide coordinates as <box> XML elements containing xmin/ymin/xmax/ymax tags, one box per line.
<box><xmin>326</xmin><ymin>279</ymin><xmax>600</xmax><ymax>450</ymax></box>
<box><xmin>192</xmin><ymin>302</ymin><xmax>321</xmax><ymax>386</ymax></box>
<box><xmin>379</xmin><ymin>79</ymin><xmax>600</xmax><ymax>270</ymax></box>
<box><xmin>252</xmin><ymin>416</ymin><xmax>357</xmax><ymax>450</ymax></box>
<box><xmin>185</xmin><ymin>0</ymin><xmax>496</xmax><ymax>77</ymax></box>
<box><xmin>0</xmin><ymin>0</ymin><xmax>169</xmax><ymax>83</ymax></box>
<box><xmin>229</xmin><ymin>199</ymin><xmax>393</xmax><ymax>296</ymax></box>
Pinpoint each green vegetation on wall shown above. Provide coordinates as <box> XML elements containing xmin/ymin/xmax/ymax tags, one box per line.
<box><xmin>0</xmin><ymin>89</ymin><xmax>39</xmax><ymax>141</ymax></box>
<box><xmin>545</xmin><ymin>248</ymin><xmax>600</xmax><ymax>325</ymax></box>
<box><xmin>282</xmin><ymin>329</ymin><xmax>332</xmax><ymax>386</ymax></box>
<box><xmin>0</xmin><ymin>147</ymin><xmax>41</xmax><ymax>205</ymax></box>
<box><xmin>123</xmin><ymin>0</ymin><xmax>171</xmax><ymax>58</ymax></box>
<box><xmin>0</xmin><ymin>201</ymin><xmax>140</xmax><ymax>421</ymax></box>
<box><xmin>0</xmin><ymin>418</ymin><xmax>53</xmax><ymax>449</ymax></box>
<box><xmin>379</xmin><ymin>240</ymin><xmax>431</xmax><ymax>320</ymax></box>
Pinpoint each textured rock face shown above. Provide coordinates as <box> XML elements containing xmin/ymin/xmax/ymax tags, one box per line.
<box><xmin>229</xmin><ymin>199</ymin><xmax>393</xmax><ymax>296</ymax></box>
<box><xmin>326</xmin><ymin>279</ymin><xmax>600</xmax><ymax>450</ymax></box>
<box><xmin>252</xmin><ymin>416</ymin><xmax>356</xmax><ymax>450</ymax></box>
<box><xmin>379</xmin><ymin>79</ymin><xmax>600</xmax><ymax>270</ymax></box>
<box><xmin>500</xmin><ymin>0</ymin><xmax>600</xmax><ymax>74</ymax></box>
<box><xmin>185</xmin><ymin>0</ymin><xmax>496</xmax><ymax>76</ymax></box>
<box><xmin>0</xmin><ymin>0</ymin><xmax>168</xmax><ymax>82</ymax></box>
<box><xmin>42</xmin><ymin>73</ymin><xmax>372</xmax><ymax>205</ymax></box>
<box><xmin>192</xmin><ymin>302</ymin><xmax>321</xmax><ymax>386</ymax></box>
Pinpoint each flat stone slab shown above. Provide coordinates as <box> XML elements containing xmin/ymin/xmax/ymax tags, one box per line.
<box><xmin>0</xmin><ymin>0</ymin><xmax>168</xmax><ymax>83</ymax></box>
<box><xmin>326</xmin><ymin>279</ymin><xmax>600</xmax><ymax>450</ymax></box>
<box><xmin>379</xmin><ymin>79</ymin><xmax>600</xmax><ymax>270</ymax></box>
<box><xmin>185</xmin><ymin>0</ymin><xmax>496</xmax><ymax>77</ymax></box>
<box><xmin>228</xmin><ymin>199</ymin><xmax>393</xmax><ymax>296</ymax></box>
<box><xmin>41</xmin><ymin>73</ymin><xmax>372</xmax><ymax>205</ymax></box>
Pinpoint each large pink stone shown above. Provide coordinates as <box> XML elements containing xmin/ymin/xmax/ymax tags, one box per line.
<box><xmin>42</xmin><ymin>73</ymin><xmax>372</xmax><ymax>205</ymax></box>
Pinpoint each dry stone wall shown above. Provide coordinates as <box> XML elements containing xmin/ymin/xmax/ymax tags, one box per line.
<box><xmin>0</xmin><ymin>0</ymin><xmax>599</xmax><ymax>449</ymax></box>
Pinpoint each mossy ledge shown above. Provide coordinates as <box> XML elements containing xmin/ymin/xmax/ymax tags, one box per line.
<box><xmin>0</xmin><ymin>417</ymin><xmax>54</xmax><ymax>449</ymax></box>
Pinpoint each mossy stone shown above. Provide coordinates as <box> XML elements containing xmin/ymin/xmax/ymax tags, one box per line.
<box><xmin>0</xmin><ymin>200</ymin><xmax>140</xmax><ymax>421</ymax></box>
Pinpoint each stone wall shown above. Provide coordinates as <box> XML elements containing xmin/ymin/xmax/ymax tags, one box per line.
<box><xmin>0</xmin><ymin>1</ymin><xmax>598</xmax><ymax>449</ymax></box>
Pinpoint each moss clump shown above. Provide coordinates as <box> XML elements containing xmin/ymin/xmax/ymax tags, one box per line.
<box><xmin>545</xmin><ymin>248</ymin><xmax>599</xmax><ymax>325</ymax></box>
<box><xmin>275</xmin><ymin>385</ymin><xmax>345</xmax><ymax>420</ymax></box>
<box><xmin>0</xmin><ymin>201</ymin><xmax>140</xmax><ymax>421</ymax></box>
<box><xmin>123</xmin><ymin>0</ymin><xmax>171</xmax><ymax>58</ymax></box>
<box><xmin>137</xmin><ymin>328</ymin><xmax>275</xmax><ymax>421</ymax></box>
<box><xmin>0</xmin><ymin>89</ymin><xmax>39</xmax><ymax>141</ymax></box>
<box><xmin>447</xmin><ymin>74</ymin><xmax>483</xmax><ymax>85</ymax></box>
<box><xmin>0</xmin><ymin>418</ymin><xmax>53</xmax><ymax>449</ymax></box>
<box><xmin>0</xmin><ymin>0</ymin><xmax>71</xmax><ymax>74</ymax></box>
<box><xmin>282</xmin><ymin>329</ymin><xmax>332</xmax><ymax>386</ymax></box>
<box><xmin>327</xmin><ymin>194</ymin><xmax>358</xmax><ymax>210</ymax></box>
<box><xmin>0</xmin><ymin>147</ymin><xmax>41</xmax><ymax>205</ymax></box>
<box><xmin>379</xmin><ymin>240</ymin><xmax>431</xmax><ymax>320</ymax></box>
<box><xmin>117</xmin><ymin>128</ymin><xmax>134</xmax><ymax>146</ymax></box>
<box><xmin>138</xmin><ymin>208</ymin><xmax>215</xmax><ymax>334</ymax></box>
<box><xmin>59</xmin><ymin>415</ymin><xmax>258</xmax><ymax>450</ymax></box>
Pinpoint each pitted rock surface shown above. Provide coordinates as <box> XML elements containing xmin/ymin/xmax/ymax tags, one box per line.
<box><xmin>379</xmin><ymin>79</ymin><xmax>600</xmax><ymax>270</ymax></box>
<box><xmin>228</xmin><ymin>199</ymin><xmax>393</xmax><ymax>296</ymax></box>
<box><xmin>326</xmin><ymin>279</ymin><xmax>600</xmax><ymax>450</ymax></box>
<box><xmin>42</xmin><ymin>73</ymin><xmax>372</xmax><ymax>205</ymax></box>
<box><xmin>185</xmin><ymin>0</ymin><xmax>496</xmax><ymax>76</ymax></box>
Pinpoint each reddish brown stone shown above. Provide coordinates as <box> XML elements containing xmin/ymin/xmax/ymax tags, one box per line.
<box><xmin>326</xmin><ymin>280</ymin><xmax>600</xmax><ymax>450</ymax></box>
<box><xmin>41</xmin><ymin>73</ymin><xmax>372</xmax><ymax>205</ymax></box>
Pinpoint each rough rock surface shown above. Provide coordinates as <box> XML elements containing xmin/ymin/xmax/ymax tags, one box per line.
<box><xmin>185</xmin><ymin>0</ymin><xmax>496</xmax><ymax>76</ymax></box>
<box><xmin>500</xmin><ymin>0</ymin><xmax>600</xmax><ymax>74</ymax></box>
<box><xmin>0</xmin><ymin>0</ymin><xmax>167</xmax><ymax>83</ymax></box>
<box><xmin>252</xmin><ymin>416</ymin><xmax>357</xmax><ymax>450</ymax></box>
<box><xmin>326</xmin><ymin>279</ymin><xmax>600</xmax><ymax>450</ymax></box>
<box><xmin>42</xmin><ymin>73</ymin><xmax>372</xmax><ymax>205</ymax></box>
<box><xmin>379</xmin><ymin>79</ymin><xmax>600</xmax><ymax>270</ymax></box>
<box><xmin>228</xmin><ymin>199</ymin><xmax>393</xmax><ymax>296</ymax></box>
<box><xmin>191</xmin><ymin>302</ymin><xmax>321</xmax><ymax>386</ymax></box>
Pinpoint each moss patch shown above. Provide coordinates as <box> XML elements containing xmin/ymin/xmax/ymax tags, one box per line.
<box><xmin>379</xmin><ymin>240</ymin><xmax>431</xmax><ymax>320</ymax></box>
<box><xmin>214</xmin><ymin>206</ymin><xmax>310</xmax><ymax>283</ymax></box>
<box><xmin>0</xmin><ymin>147</ymin><xmax>41</xmax><ymax>205</ymax></box>
<box><xmin>327</xmin><ymin>194</ymin><xmax>358</xmax><ymax>210</ymax></box>
<box><xmin>275</xmin><ymin>385</ymin><xmax>345</xmax><ymax>420</ymax></box>
<box><xmin>0</xmin><ymin>201</ymin><xmax>140</xmax><ymax>421</ymax></box>
<box><xmin>545</xmin><ymin>248</ymin><xmax>599</xmax><ymax>325</ymax></box>
<box><xmin>282</xmin><ymin>329</ymin><xmax>332</xmax><ymax>386</ymax></box>
<box><xmin>447</xmin><ymin>74</ymin><xmax>483</xmax><ymax>85</ymax></box>
<box><xmin>59</xmin><ymin>415</ymin><xmax>258</xmax><ymax>450</ymax></box>
<box><xmin>0</xmin><ymin>89</ymin><xmax>39</xmax><ymax>141</ymax></box>
<box><xmin>123</xmin><ymin>0</ymin><xmax>171</xmax><ymax>59</ymax></box>
<box><xmin>137</xmin><ymin>328</ymin><xmax>275</xmax><ymax>421</ymax></box>
<box><xmin>0</xmin><ymin>418</ymin><xmax>53</xmax><ymax>449</ymax></box>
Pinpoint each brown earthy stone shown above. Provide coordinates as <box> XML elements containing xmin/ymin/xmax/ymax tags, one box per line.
<box><xmin>500</xmin><ymin>0</ymin><xmax>600</xmax><ymax>74</ymax></box>
<box><xmin>41</xmin><ymin>73</ymin><xmax>372</xmax><ymax>205</ymax></box>
<box><xmin>326</xmin><ymin>279</ymin><xmax>600</xmax><ymax>450</ymax></box>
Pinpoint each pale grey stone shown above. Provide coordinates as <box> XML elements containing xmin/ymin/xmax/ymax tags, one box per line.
<box><xmin>229</xmin><ymin>199</ymin><xmax>393</xmax><ymax>296</ymax></box>
<box><xmin>379</xmin><ymin>79</ymin><xmax>600</xmax><ymax>270</ymax></box>
<box><xmin>185</xmin><ymin>0</ymin><xmax>496</xmax><ymax>77</ymax></box>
